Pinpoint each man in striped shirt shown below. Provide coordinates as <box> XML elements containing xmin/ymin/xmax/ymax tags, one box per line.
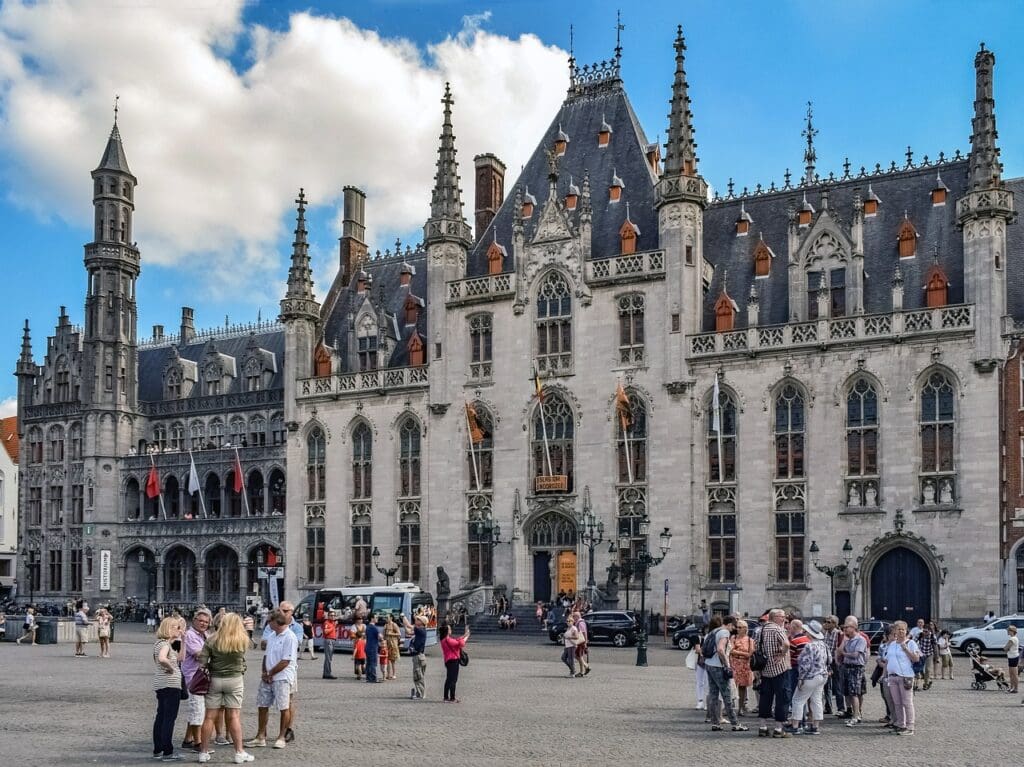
<box><xmin>757</xmin><ymin>608</ymin><xmax>793</xmax><ymax>738</ymax></box>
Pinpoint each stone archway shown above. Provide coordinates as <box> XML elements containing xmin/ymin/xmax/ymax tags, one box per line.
<box><xmin>858</xmin><ymin>531</ymin><xmax>943</xmax><ymax>622</ymax></box>
<box><xmin>525</xmin><ymin>511</ymin><xmax>578</xmax><ymax>603</ymax></box>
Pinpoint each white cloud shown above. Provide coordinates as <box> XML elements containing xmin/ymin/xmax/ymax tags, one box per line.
<box><xmin>0</xmin><ymin>3</ymin><xmax>568</xmax><ymax>301</ymax></box>
<box><xmin>0</xmin><ymin>396</ymin><xmax>15</xmax><ymax>418</ymax></box>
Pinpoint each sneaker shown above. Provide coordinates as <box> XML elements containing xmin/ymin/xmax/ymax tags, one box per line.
<box><xmin>710</xmin><ymin>725</ymin><xmax>723</xmax><ymax>732</ymax></box>
<box><xmin>803</xmin><ymin>728</ymin><xmax>821</xmax><ymax>736</ymax></box>
<box><xmin>845</xmin><ymin>718</ymin><xmax>862</xmax><ymax>727</ymax></box>
<box><xmin>180</xmin><ymin>741</ymin><xmax>195</xmax><ymax>750</ymax></box>
<box><xmin>757</xmin><ymin>727</ymin><xmax>769</xmax><ymax>738</ymax></box>
<box><xmin>782</xmin><ymin>725</ymin><xmax>800</xmax><ymax>734</ymax></box>
<box><xmin>233</xmin><ymin>753</ymin><xmax>255</xmax><ymax>764</ymax></box>
<box><xmin>771</xmin><ymin>729</ymin><xmax>792</xmax><ymax>738</ymax></box>
<box><xmin>273</xmin><ymin>740</ymin><xmax>286</xmax><ymax>750</ymax></box>
<box><xmin>284</xmin><ymin>728</ymin><xmax>294</xmax><ymax>743</ymax></box>
<box><xmin>215</xmin><ymin>737</ymin><xmax>230</xmax><ymax>746</ymax></box>
<box><xmin>897</xmin><ymin>729</ymin><xmax>914</xmax><ymax>736</ymax></box>
<box><xmin>198</xmin><ymin>754</ymin><xmax>211</xmax><ymax>764</ymax></box>
<box><xmin>410</xmin><ymin>688</ymin><xmax>417</xmax><ymax>700</ymax></box>
<box><xmin>161</xmin><ymin>755</ymin><xmax>185</xmax><ymax>762</ymax></box>
<box><xmin>244</xmin><ymin>738</ymin><xmax>266</xmax><ymax>748</ymax></box>
<box><xmin>731</xmin><ymin>724</ymin><xmax>749</xmax><ymax>732</ymax></box>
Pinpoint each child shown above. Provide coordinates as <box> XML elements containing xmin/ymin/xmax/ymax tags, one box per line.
<box><xmin>378</xmin><ymin>640</ymin><xmax>389</xmax><ymax>680</ymax></box>
<box><xmin>353</xmin><ymin>628</ymin><xmax>367</xmax><ymax>679</ymax></box>
<box><xmin>936</xmin><ymin>629</ymin><xmax>954</xmax><ymax>680</ymax></box>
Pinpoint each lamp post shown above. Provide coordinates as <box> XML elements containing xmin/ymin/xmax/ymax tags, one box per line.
<box><xmin>579</xmin><ymin>504</ymin><xmax>604</xmax><ymax>603</ymax></box>
<box><xmin>138</xmin><ymin>549</ymin><xmax>157</xmax><ymax>606</ymax></box>
<box><xmin>615</xmin><ymin>517</ymin><xmax>672</xmax><ymax>667</ymax></box>
<box><xmin>372</xmin><ymin>546</ymin><xmax>404</xmax><ymax>586</ymax></box>
<box><xmin>609</xmin><ymin>540</ymin><xmax>634</xmax><ymax>611</ymax></box>
<box><xmin>809</xmin><ymin>538</ymin><xmax>853</xmax><ymax>615</ymax></box>
<box><xmin>20</xmin><ymin>548</ymin><xmax>36</xmax><ymax>605</ymax></box>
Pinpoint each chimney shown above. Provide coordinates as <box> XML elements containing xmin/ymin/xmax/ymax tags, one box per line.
<box><xmin>179</xmin><ymin>307</ymin><xmax>195</xmax><ymax>345</ymax></box>
<box><xmin>399</xmin><ymin>262</ymin><xmax>414</xmax><ymax>287</ymax></box>
<box><xmin>152</xmin><ymin>324</ymin><xmax>164</xmax><ymax>341</ymax></box>
<box><xmin>474</xmin><ymin>153</ymin><xmax>506</xmax><ymax>240</ymax></box>
<box><xmin>340</xmin><ymin>186</ymin><xmax>368</xmax><ymax>287</ymax></box>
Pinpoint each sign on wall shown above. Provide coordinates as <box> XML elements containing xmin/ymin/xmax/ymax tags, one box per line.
<box><xmin>99</xmin><ymin>550</ymin><xmax>111</xmax><ymax>591</ymax></box>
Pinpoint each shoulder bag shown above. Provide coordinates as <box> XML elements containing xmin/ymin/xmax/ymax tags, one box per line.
<box><xmin>749</xmin><ymin>628</ymin><xmax>768</xmax><ymax>672</ymax></box>
<box><xmin>458</xmin><ymin>647</ymin><xmax>469</xmax><ymax>667</ymax></box>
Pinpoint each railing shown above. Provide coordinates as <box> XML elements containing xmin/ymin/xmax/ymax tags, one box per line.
<box><xmin>688</xmin><ymin>305</ymin><xmax>973</xmax><ymax>358</ymax></box>
<box><xmin>120</xmin><ymin>515</ymin><xmax>285</xmax><ymax>539</ymax></box>
<box><xmin>586</xmin><ymin>249</ymin><xmax>665</xmax><ymax>285</ymax></box>
<box><xmin>139</xmin><ymin>387</ymin><xmax>283</xmax><ymax>416</ymax></box>
<box><xmin>446</xmin><ymin>273</ymin><xmax>515</xmax><ymax>307</ymax></box>
<box><xmin>298</xmin><ymin>365</ymin><xmax>429</xmax><ymax>400</ymax></box>
<box><xmin>122</xmin><ymin>444</ymin><xmax>284</xmax><ymax>472</ymax></box>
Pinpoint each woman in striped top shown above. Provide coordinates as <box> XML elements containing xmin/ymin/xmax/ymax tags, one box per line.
<box><xmin>152</xmin><ymin>616</ymin><xmax>185</xmax><ymax>761</ymax></box>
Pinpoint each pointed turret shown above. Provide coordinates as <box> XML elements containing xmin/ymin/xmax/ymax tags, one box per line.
<box><xmin>967</xmin><ymin>43</ymin><xmax>1003</xmax><ymax>191</ymax></box>
<box><xmin>16</xmin><ymin>319</ymin><xmax>33</xmax><ymax>374</ymax></box>
<box><xmin>96</xmin><ymin>120</ymin><xmax>133</xmax><ymax>177</ymax></box>
<box><xmin>279</xmin><ymin>189</ymin><xmax>320</xmax><ymax>322</ymax></box>
<box><xmin>657</xmin><ymin>25</ymin><xmax>707</xmax><ymax>209</ymax></box>
<box><xmin>424</xmin><ymin>83</ymin><xmax>472</xmax><ymax>248</ymax></box>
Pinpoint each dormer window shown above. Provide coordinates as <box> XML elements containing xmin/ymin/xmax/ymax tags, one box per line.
<box><xmin>404</xmin><ymin>295</ymin><xmax>422</xmax><ymax>326</ymax></box>
<box><xmin>357</xmin><ymin>315</ymin><xmax>378</xmax><ymax>372</ymax></box>
<box><xmin>714</xmin><ymin>289</ymin><xmax>737</xmax><ymax>332</ymax></box>
<box><xmin>486</xmin><ymin>240</ymin><xmax>505</xmax><ymax>275</ymax></box>
<box><xmin>753</xmin><ymin>238</ymin><xmax>773</xmax><ymax>278</ymax></box>
<box><xmin>598</xmin><ymin>116</ymin><xmax>612</xmax><ymax>147</ymax></box>
<box><xmin>798</xmin><ymin>194</ymin><xmax>814</xmax><ymax>227</ymax></box>
<box><xmin>864</xmin><ymin>184</ymin><xmax>881</xmax><ymax>217</ymax></box>
<box><xmin>619</xmin><ymin>205</ymin><xmax>640</xmax><ymax>255</ymax></box>
<box><xmin>554</xmin><ymin>124</ymin><xmax>569</xmax><ymax>156</ymax></box>
<box><xmin>314</xmin><ymin>345</ymin><xmax>331</xmax><ymax>378</ymax></box>
<box><xmin>408</xmin><ymin>332</ymin><xmax>425</xmax><ymax>366</ymax></box>
<box><xmin>564</xmin><ymin>177</ymin><xmax>579</xmax><ymax>211</ymax></box>
<box><xmin>924</xmin><ymin>264</ymin><xmax>949</xmax><ymax>307</ymax></box>
<box><xmin>736</xmin><ymin>204</ymin><xmax>752</xmax><ymax>236</ymax></box>
<box><xmin>897</xmin><ymin>215</ymin><xmax>918</xmax><ymax>259</ymax></box>
<box><xmin>931</xmin><ymin>173</ymin><xmax>949</xmax><ymax>206</ymax></box>
<box><xmin>244</xmin><ymin>358</ymin><xmax>263</xmax><ymax>391</ymax></box>
<box><xmin>166</xmin><ymin>369</ymin><xmax>182</xmax><ymax>399</ymax></box>
<box><xmin>521</xmin><ymin>187</ymin><xmax>536</xmax><ymax>219</ymax></box>
<box><xmin>609</xmin><ymin>170</ymin><xmax>624</xmax><ymax>203</ymax></box>
<box><xmin>204</xmin><ymin>364</ymin><xmax>221</xmax><ymax>396</ymax></box>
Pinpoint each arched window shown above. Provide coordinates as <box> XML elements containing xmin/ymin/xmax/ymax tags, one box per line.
<box><xmin>166</xmin><ymin>369</ymin><xmax>182</xmax><ymax>399</ymax></box>
<box><xmin>715</xmin><ymin>290</ymin><xmax>736</xmax><ymax>332</ymax></box>
<box><xmin>920</xmin><ymin>371</ymin><xmax>956</xmax><ymax>506</ymax></box>
<box><xmin>248</xmin><ymin>470</ymin><xmax>265</xmax><ymax>516</ymax></box>
<box><xmin>846</xmin><ymin>379</ymin><xmax>879</xmax><ymax>507</ymax></box>
<box><xmin>898</xmin><ymin>217</ymin><xmax>918</xmax><ymax>259</ymax></box>
<box><xmin>536</xmin><ymin>272</ymin><xmax>572</xmax><ymax>374</ymax></box>
<box><xmin>249</xmin><ymin>415</ymin><xmax>267</xmax><ymax>447</ymax></box>
<box><xmin>466</xmin><ymin>403</ymin><xmax>493</xmax><ymax>490</ymax></box>
<box><xmin>209</xmin><ymin>418</ymin><xmax>224</xmax><ymax>448</ymax></box>
<box><xmin>707</xmin><ymin>487</ymin><xmax>736</xmax><ymax>583</ymax></box>
<box><xmin>708</xmin><ymin>387</ymin><xmax>737</xmax><ymax>483</ymax></box>
<box><xmin>352</xmin><ymin>424</ymin><xmax>372</xmax><ymax>499</ymax></box>
<box><xmin>205</xmin><ymin>474</ymin><xmax>222</xmax><ymax>517</ymax></box>
<box><xmin>534</xmin><ymin>392</ymin><xmax>574</xmax><ymax>493</ymax></box>
<box><xmin>204</xmin><ymin>364</ymin><xmax>222</xmax><ymax>396</ymax></box>
<box><xmin>408</xmin><ymin>332</ymin><xmax>425</xmax><ymax>367</ymax></box>
<box><xmin>69</xmin><ymin>422</ymin><xmax>83</xmax><ymax>461</ymax></box>
<box><xmin>616</xmin><ymin>392</ymin><xmax>647</xmax><ymax>484</ymax></box>
<box><xmin>398</xmin><ymin>418</ymin><xmax>421</xmax><ymax>497</ymax></box>
<box><xmin>753</xmin><ymin>239</ymin><xmax>772</xmax><ymax>278</ymax></box>
<box><xmin>27</xmin><ymin>427</ymin><xmax>43</xmax><ymax>464</ymax></box>
<box><xmin>774</xmin><ymin>384</ymin><xmax>805</xmax><ymax>479</ymax></box>
<box><xmin>225</xmin><ymin>468</ymin><xmax>243</xmax><ymax>518</ymax></box>
<box><xmin>47</xmin><ymin>425</ymin><xmax>65</xmax><ymax>463</ymax></box>
<box><xmin>190</xmin><ymin>421</ymin><xmax>206</xmax><ymax>450</ymax></box>
<box><xmin>164</xmin><ymin>475</ymin><xmax>180</xmax><ymax>518</ymax></box>
<box><xmin>204</xmin><ymin>546</ymin><xmax>239</xmax><ymax>607</ymax></box>
<box><xmin>229</xmin><ymin>417</ymin><xmax>246</xmax><ymax>447</ymax></box>
<box><xmin>153</xmin><ymin>424</ymin><xmax>167</xmax><ymax>452</ymax></box>
<box><xmin>269</xmin><ymin>469</ymin><xmax>286</xmax><ymax>515</ymax></box>
<box><xmin>165</xmin><ymin>547</ymin><xmax>197</xmax><ymax>602</ymax></box>
<box><xmin>170</xmin><ymin>422</ymin><xmax>184</xmax><ymax>451</ymax></box>
<box><xmin>124</xmin><ymin>478</ymin><xmax>141</xmax><ymax>520</ymax></box>
<box><xmin>618</xmin><ymin>294</ymin><xmax>645</xmax><ymax>365</ymax></box>
<box><xmin>469</xmin><ymin>314</ymin><xmax>493</xmax><ymax>381</ymax></box>
<box><xmin>399</xmin><ymin>508</ymin><xmax>421</xmax><ymax>582</ymax></box>
<box><xmin>55</xmin><ymin>356</ymin><xmax>70</xmax><ymax>401</ymax></box>
<box><xmin>307</xmin><ymin>428</ymin><xmax>325</xmax><ymax>502</ymax></box>
<box><xmin>270</xmin><ymin>413</ymin><xmax>285</xmax><ymax>445</ymax></box>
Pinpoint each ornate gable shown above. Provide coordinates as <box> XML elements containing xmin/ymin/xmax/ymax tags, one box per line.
<box><xmin>797</xmin><ymin>211</ymin><xmax>854</xmax><ymax>268</ymax></box>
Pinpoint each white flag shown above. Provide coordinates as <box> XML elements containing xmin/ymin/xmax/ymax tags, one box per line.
<box><xmin>711</xmin><ymin>372</ymin><xmax>721</xmax><ymax>433</ymax></box>
<box><xmin>188</xmin><ymin>452</ymin><xmax>201</xmax><ymax>495</ymax></box>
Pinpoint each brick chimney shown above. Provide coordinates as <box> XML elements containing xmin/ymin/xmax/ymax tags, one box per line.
<box><xmin>474</xmin><ymin>153</ymin><xmax>506</xmax><ymax>240</ymax></box>
<box><xmin>179</xmin><ymin>307</ymin><xmax>195</xmax><ymax>345</ymax></box>
<box><xmin>340</xmin><ymin>186</ymin><xmax>368</xmax><ymax>287</ymax></box>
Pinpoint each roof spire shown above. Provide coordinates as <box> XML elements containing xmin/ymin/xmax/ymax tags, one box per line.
<box><xmin>279</xmin><ymin>189</ymin><xmax>319</xmax><ymax>321</ymax></box>
<box><xmin>424</xmin><ymin>83</ymin><xmax>472</xmax><ymax>247</ymax></box>
<box><xmin>614</xmin><ymin>9</ymin><xmax>625</xmax><ymax>64</ymax></box>
<box><xmin>113</xmin><ymin>94</ymin><xmax>119</xmax><ymax>126</ymax></box>
<box><xmin>802</xmin><ymin>101</ymin><xmax>818</xmax><ymax>185</ymax></box>
<box><xmin>662</xmin><ymin>24</ymin><xmax>697</xmax><ymax>177</ymax></box>
<box><xmin>568</xmin><ymin>23</ymin><xmax>576</xmax><ymax>81</ymax></box>
<box><xmin>968</xmin><ymin>42</ymin><xmax>1003</xmax><ymax>190</ymax></box>
<box><xmin>95</xmin><ymin>96</ymin><xmax>132</xmax><ymax>175</ymax></box>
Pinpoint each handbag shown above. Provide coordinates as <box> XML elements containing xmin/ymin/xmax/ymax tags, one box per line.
<box><xmin>187</xmin><ymin>667</ymin><xmax>211</xmax><ymax>695</ymax></box>
<box><xmin>458</xmin><ymin>648</ymin><xmax>469</xmax><ymax>667</ymax></box>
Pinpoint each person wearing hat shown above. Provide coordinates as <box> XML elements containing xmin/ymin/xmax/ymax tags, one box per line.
<box><xmin>402</xmin><ymin>610</ymin><xmax>430</xmax><ymax>699</ymax></box>
<box><xmin>787</xmin><ymin>619</ymin><xmax>829</xmax><ymax>735</ymax></box>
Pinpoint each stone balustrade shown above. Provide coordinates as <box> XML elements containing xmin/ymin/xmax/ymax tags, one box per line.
<box><xmin>446</xmin><ymin>273</ymin><xmax>515</xmax><ymax>307</ymax></box>
<box><xmin>298</xmin><ymin>365</ymin><xmax>429</xmax><ymax>400</ymax></box>
<box><xmin>585</xmin><ymin>249</ymin><xmax>665</xmax><ymax>285</ymax></box>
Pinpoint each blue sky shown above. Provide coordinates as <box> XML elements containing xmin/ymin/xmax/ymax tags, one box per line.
<box><xmin>1</xmin><ymin>0</ymin><xmax>1022</xmax><ymax>411</ymax></box>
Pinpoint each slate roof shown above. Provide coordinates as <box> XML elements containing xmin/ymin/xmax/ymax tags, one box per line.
<box><xmin>467</xmin><ymin>82</ymin><xmax>658</xmax><ymax>275</ymax></box>
<box><xmin>95</xmin><ymin>124</ymin><xmax>133</xmax><ymax>177</ymax></box>
<box><xmin>320</xmin><ymin>250</ymin><xmax>429</xmax><ymax>370</ymax></box>
<box><xmin>0</xmin><ymin>416</ymin><xmax>18</xmax><ymax>462</ymax></box>
<box><xmin>701</xmin><ymin>161</ymin><xmax>972</xmax><ymax>330</ymax></box>
<box><xmin>137</xmin><ymin>331</ymin><xmax>285</xmax><ymax>403</ymax></box>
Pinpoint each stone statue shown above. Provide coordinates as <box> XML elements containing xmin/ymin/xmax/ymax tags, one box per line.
<box><xmin>939</xmin><ymin>479</ymin><xmax>953</xmax><ymax>504</ymax></box>
<box><xmin>865</xmin><ymin>482</ymin><xmax>877</xmax><ymax>507</ymax></box>
<box><xmin>604</xmin><ymin>563</ymin><xmax>620</xmax><ymax>602</ymax></box>
<box><xmin>922</xmin><ymin>480</ymin><xmax>936</xmax><ymax>505</ymax></box>
<box><xmin>848</xmin><ymin>483</ymin><xmax>861</xmax><ymax>507</ymax></box>
<box><xmin>436</xmin><ymin>566</ymin><xmax>450</xmax><ymax>600</ymax></box>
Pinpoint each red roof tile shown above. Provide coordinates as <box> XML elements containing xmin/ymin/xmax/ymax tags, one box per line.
<box><xmin>0</xmin><ymin>416</ymin><xmax>18</xmax><ymax>463</ymax></box>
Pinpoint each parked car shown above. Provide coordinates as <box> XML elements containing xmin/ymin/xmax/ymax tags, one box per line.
<box><xmin>950</xmin><ymin>615</ymin><xmax>1024</xmax><ymax>655</ymax></box>
<box><xmin>548</xmin><ymin>611</ymin><xmax>642</xmax><ymax>647</ymax></box>
<box><xmin>672</xmin><ymin>619</ymin><xmax>761</xmax><ymax>651</ymax></box>
<box><xmin>858</xmin><ymin>620</ymin><xmax>893</xmax><ymax>652</ymax></box>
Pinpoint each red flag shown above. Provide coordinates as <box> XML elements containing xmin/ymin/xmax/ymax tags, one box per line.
<box><xmin>145</xmin><ymin>464</ymin><xmax>160</xmax><ymax>499</ymax></box>
<box><xmin>232</xmin><ymin>450</ymin><xmax>244</xmax><ymax>493</ymax></box>
<box><xmin>266</xmin><ymin>549</ymin><xmax>278</xmax><ymax>567</ymax></box>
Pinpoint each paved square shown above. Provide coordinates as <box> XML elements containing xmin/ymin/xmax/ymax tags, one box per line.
<box><xmin>2</xmin><ymin>627</ymin><xmax>1018</xmax><ymax>766</ymax></box>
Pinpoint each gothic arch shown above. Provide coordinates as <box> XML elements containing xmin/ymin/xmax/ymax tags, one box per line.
<box><xmin>764</xmin><ymin>376</ymin><xmax>813</xmax><ymax>416</ymax></box>
<box><xmin>833</xmin><ymin>368</ymin><xmax>890</xmax><ymax>406</ymax></box>
<box><xmin>521</xmin><ymin>383</ymin><xmax>582</xmax><ymax>428</ymax></box>
<box><xmin>344</xmin><ymin>413</ymin><xmax>377</xmax><ymax>440</ymax></box>
<box><xmin>523</xmin><ymin>505</ymin><xmax>579</xmax><ymax>548</ymax></box>
<box><xmin>389</xmin><ymin>408</ymin><xmax>426</xmax><ymax>436</ymax></box>
<box><xmin>159</xmin><ymin>541</ymin><xmax>198</xmax><ymax>560</ymax></box>
<box><xmin>199</xmin><ymin>539</ymin><xmax>238</xmax><ymax>564</ymax></box>
<box><xmin>854</xmin><ymin>526</ymin><xmax>944</xmax><ymax>620</ymax></box>
<box><xmin>299</xmin><ymin>416</ymin><xmax>331</xmax><ymax>444</ymax></box>
<box><xmin>906</xmin><ymin>362</ymin><xmax>965</xmax><ymax>402</ymax></box>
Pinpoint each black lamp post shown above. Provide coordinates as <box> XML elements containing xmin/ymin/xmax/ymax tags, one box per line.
<box><xmin>372</xmin><ymin>546</ymin><xmax>404</xmax><ymax>586</ymax></box>
<box><xmin>579</xmin><ymin>503</ymin><xmax>605</xmax><ymax>604</ymax></box>
<box><xmin>809</xmin><ymin>538</ymin><xmax>853</xmax><ymax>615</ymax></box>
<box><xmin>20</xmin><ymin>547</ymin><xmax>36</xmax><ymax>605</ymax></box>
<box><xmin>138</xmin><ymin>549</ymin><xmax>157</xmax><ymax>606</ymax></box>
<box><xmin>616</xmin><ymin>518</ymin><xmax>672</xmax><ymax>667</ymax></box>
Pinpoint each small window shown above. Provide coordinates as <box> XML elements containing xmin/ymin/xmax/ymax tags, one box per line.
<box><xmin>897</xmin><ymin>217</ymin><xmax>918</xmax><ymax>259</ymax></box>
<box><xmin>753</xmin><ymin>240</ymin><xmax>772</xmax><ymax>278</ymax></box>
<box><xmin>685</xmin><ymin>245</ymin><xmax>694</xmax><ymax>266</ymax></box>
<box><xmin>486</xmin><ymin>241</ymin><xmax>504</xmax><ymax>275</ymax></box>
<box><xmin>408</xmin><ymin>333</ymin><xmax>425</xmax><ymax>366</ymax></box>
<box><xmin>925</xmin><ymin>265</ymin><xmax>949</xmax><ymax>308</ymax></box>
<box><xmin>619</xmin><ymin>220</ymin><xmax>638</xmax><ymax>255</ymax></box>
<box><xmin>671</xmin><ymin>313</ymin><xmax>681</xmax><ymax>333</ymax></box>
<box><xmin>714</xmin><ymin>291</ymin><xmax>735</xmax><ymax>333</ymax></box>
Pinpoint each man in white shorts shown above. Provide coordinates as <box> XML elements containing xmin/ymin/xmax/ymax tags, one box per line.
<box><xmin>247</xmin><ymin>609</ymin><xmax>298</xmax><ymax>750</ymax></box>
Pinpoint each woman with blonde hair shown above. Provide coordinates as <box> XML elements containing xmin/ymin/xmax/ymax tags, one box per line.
<box><xmin>152</xmin><ymin>616</ymin><xmax>185</xmax><ymax>760</ymax></box>
<box><xmin>96</xmin><ymin>607</ymin><xmax>113</xmax><ymax>658</ymax></box>
<box><xmin>729</xmin><ymin>620</ymin><xmax>755</xmax><ymax>716</ymax></box>
<box><xmin>197</xmin><ymin>612</ymin><xmax>254</xmax><ymax>763</ymax></box>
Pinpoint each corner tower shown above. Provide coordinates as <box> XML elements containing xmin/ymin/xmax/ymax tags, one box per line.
<box><xmin>656</xmin><ymin>26</ymin><xmax>708</xmax><ymax>372</ymax></box>
<box><xmin>82</xmin><ymin>116</ymin><xmax>140</xmax><ymax>409</ymax></box>
<box><xmin>956</xmin><ymin>43</ymin><xmax>1016</xmax><ymax>369</ymax></box>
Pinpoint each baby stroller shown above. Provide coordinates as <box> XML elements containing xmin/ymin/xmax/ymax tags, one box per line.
<box><xmin>968</xmin><ymin>648</ymin><xmax>1011</xmax><ymax>690</ymax></box>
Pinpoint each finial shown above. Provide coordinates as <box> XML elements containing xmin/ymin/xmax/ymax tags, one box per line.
<box><xmin>843</xmin><ymin>157</ymin><xmax>851</xmax><ymax>178</ymax></box>
<box><xmin>905</xmin><ymin>145</ymin><xmax>913</xmax><ymax>168</ymax></box>
<box><xmin>801</xmin><ymin>101</ymin><xmax>818</xmax><ymax>185</ymax></box>
<box><xmin>113</xmin><ymin>94</ymin><xmax>120</xmax><ymax>125</ymax></box>
<box><xmin>783</xmin><ymin>168</ymin><xmax>792</xmax><ymax>188</ymax></box>
<box><xmin>625</xmin><ymin>200</ymin><xmax>631</xmax><ymax>221</ymax></box>
<box><xmin>727</xmin><ymin>178</ymin><xmax>734</xmax><ymax>197</ymax></box>
<box><xmin>295</xmin><ymin>188</ymin><xmax>306</xmax><ymax>209</ymax></box>
<box><xmin>569</xmin><ymin>23</ymin><xmax>574</xmax><ymax>60</ymax></box>
<box><xmin>615</xmin><ymin>9</ymin><xmax>625</xmax><ymax>62</ymax></box>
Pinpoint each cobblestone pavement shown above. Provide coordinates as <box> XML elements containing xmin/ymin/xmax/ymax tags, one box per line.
<box><xmin>2</xmin><ymin>625</ymin><xmax>1019</xmax><ymax>766</ymax></box>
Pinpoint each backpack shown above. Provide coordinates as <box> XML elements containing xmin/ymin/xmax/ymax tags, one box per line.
<box><xmin>749</xmin><ymin>629</ymin><xmax>768</xmax><ymax>671</ymax></box>
<box><xmin>701</xmin><ymin>630</ymin><xmax>720</xmax><ymax>659</ymax></box>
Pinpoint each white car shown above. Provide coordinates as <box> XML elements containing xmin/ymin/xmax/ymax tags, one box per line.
<box><xmin>950</xmin><ymin>615</ymin><xmax>1024</xmax><ymax>655</ymax></box>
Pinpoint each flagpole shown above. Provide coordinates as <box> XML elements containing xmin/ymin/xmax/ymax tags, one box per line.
<box><xmin>534</xmin><ymin>365</ymin><xmax>554</xmax><ymax>476</ymax></box>
<box><xmin>236</xmin><ymin>447</ymin><xmax>251</xmax><ymax>517</ymax></box>
<box><xmin>151</xmin><ymin>454</ymin><xmax>167</xmax><ymax>520</ymax></box>
<box><xmin>621</xmin><ymin>416</ymin><xmax>633</xmax><ymax>485</ymax></box>
<box><xmin>190</xmin><ymin>451</ymin><xmax>208</xmax><ymax>519</ymax></box>
<box><xmin>465</xmin><ymin>404</ymin><xmax>481</xmax><ymax>492</ymax></box>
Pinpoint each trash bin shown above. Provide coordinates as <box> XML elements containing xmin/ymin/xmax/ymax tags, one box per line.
<box><xmin>36</xmin><ymin>619</ymin><xmax>57</xmax><ymax>644</ymax></box>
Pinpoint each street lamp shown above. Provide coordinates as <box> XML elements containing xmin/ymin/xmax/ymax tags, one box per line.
<box><xmin>372</xmin><ymin>546</ymin><xmax>404</xmax><ymax>586</ymax></box>
<box><xmin>579</xmin><ymin>499</ymin><xmax>605</xmax><ymax>603</ymax></box>
<box><xmin>20</xmin><ymin>547</ymin><xmax>36</xmax><ymax>605</ymax></box>
<box><xmin>615</xmin><ymin>517</ymin><xmax>672</xmax><ymax>667</ymax></box>
<box><xmin>137</xmin><ymin>549</ymin><xmax>157</xmax><ymax>606</ymax></box>
<box><xmin>809</xmin><ymin>538</ymin><xmax>853</xmax><ymax>615</ymax></box>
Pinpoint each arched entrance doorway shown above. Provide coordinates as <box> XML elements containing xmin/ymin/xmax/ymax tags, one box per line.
<box><xmin>869</xmin><ymin>546</ymin><xmax>932</xmax><ymax>622</ymax></box>
<box><xmin>528</xmin><ymin>512</ymin><xmax>578</xmax><ymax>603</ymax></box>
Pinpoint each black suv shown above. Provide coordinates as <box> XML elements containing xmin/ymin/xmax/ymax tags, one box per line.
<box><xmin>548</xmin><ymin>611</ymin><xmax>642</xmax><ymax>647</ymax></box>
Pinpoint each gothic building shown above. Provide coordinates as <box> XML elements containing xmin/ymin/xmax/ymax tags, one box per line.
<box><xmin>281</xmin><ymin>33</ymin><xmax>1020</xmax><ymax>623</ymax></box>
<box><xmin>15</xmin><ymin>125</ymin><xmax>288</xmax><ymax>609</ymax></box>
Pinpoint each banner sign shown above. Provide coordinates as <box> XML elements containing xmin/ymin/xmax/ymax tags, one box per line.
<box><xmin>99</xmin><ymin>550</ymin><xmax>111</xmax><ymax>591</ymax></box>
